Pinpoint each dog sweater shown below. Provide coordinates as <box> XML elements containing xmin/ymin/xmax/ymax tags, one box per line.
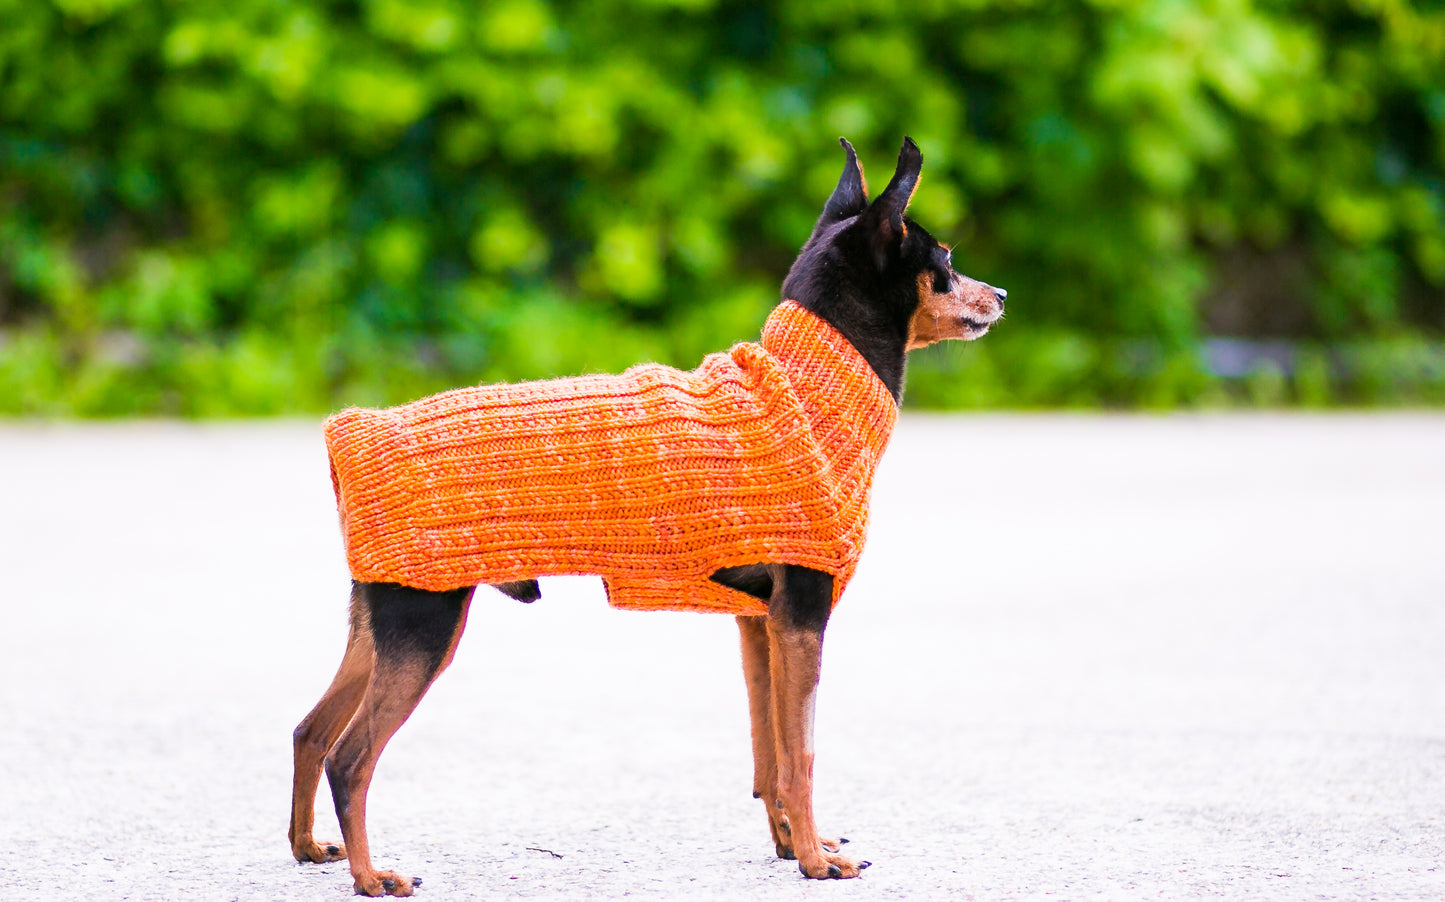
<box><xmin>324</xmin><ymin>301</ymin><xmax>897</xmax><ymax>617</ymax></box>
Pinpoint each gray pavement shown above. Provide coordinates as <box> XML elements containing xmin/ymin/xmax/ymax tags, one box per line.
<box><xmin>1</xmin><ymin>414</ymin><xmax>1442</xmax><ymax>901</ymax></box>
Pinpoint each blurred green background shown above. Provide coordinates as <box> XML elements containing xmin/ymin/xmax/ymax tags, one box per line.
<box><xmin>1</xmin><ymin>0</ymin><xmax>1442</xmax><ymax>415</ymax></box>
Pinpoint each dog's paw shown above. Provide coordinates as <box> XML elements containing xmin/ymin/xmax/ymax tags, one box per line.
<box><xmin>774</xmin><ymin>835</ymin><xmax>845</xmax><ymax>859</ymax></box>
<box><xmin>293</xmin><ymin>840</ymin><xmax>347</xmax><ymax>863</ymax></box>
<box><xmin>797</xmin><ymin>851</ymin><xmax>870</xmax><ymax>879</ymax></box>
<box><xmin>354</xmin><ymin>870</ymin><xmax>420</xmax><ymax>897</ymax></box>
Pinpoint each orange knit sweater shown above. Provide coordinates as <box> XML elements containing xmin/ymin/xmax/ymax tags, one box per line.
<box><xmin>324</xmin><ymin>301</ymin><xmax>897</xmax><ymax>616</ymax></box>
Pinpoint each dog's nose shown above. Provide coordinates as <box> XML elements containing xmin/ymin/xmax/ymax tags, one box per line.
<box><xmin>992</xmin><ymin>286</ymin><xmax>1007</xmax><ymax>305</ymax></box>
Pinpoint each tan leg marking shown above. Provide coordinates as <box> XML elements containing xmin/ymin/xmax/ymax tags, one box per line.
<box><xmin>290</xmin><ymin>596</ymin><xmax>374</xmax><ymax>864</ymax></box>
<box><xmin>328</xmin><ymin>595</ymin><xmax>471</xmax><ymax>896</ymax></box>
<box><xmin>765</xmin><ymin>616</ymin><xmax>864</xmax><ymax>878</ymax></box>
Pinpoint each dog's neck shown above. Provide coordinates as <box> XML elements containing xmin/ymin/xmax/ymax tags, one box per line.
<box><xmin>761</xmin><ymin>302</ymin><xmax>900</xmax><ymax>423</ymax></box>
<box><xmin>783</xmin><ymin>296</ymin><xmax>909</xmax><ymax>403</ymax></box>
<box><xmin>779</xmin><ymin>223</ymin><xmax>915</xmax><ymax>403</ymax></box>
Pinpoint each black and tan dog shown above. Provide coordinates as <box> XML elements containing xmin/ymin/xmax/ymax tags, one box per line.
<box><xmin>289</xmin><ymin>137</ymin><xmax>1006</xmax><ymax>896</ymax></box>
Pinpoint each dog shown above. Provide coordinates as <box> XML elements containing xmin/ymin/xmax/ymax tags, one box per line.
<box><xmin>288</xmin><ymin>136</ymin><xmax>1006</xmax><ymax>896</ymax></box>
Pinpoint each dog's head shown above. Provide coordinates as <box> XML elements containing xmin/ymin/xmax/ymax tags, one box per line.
<box><xmin>782</xmin><ymin>137</ymin><xmax>1005</xmax><ymax>398</ymax></box>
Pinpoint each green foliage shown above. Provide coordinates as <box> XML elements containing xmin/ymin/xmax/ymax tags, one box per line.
<box><xmin>1</xmin><ymin>0</ymin><xmax>1442</xmax><ymax>415</ymax></box>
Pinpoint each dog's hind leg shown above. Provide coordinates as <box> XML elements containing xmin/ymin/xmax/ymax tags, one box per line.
<box><xmin>325</xmin><ymin>582</ymin><xmax>474</xmax><ymax>897</ymax></box>
<box><xmin>765</xmin><ymin>565</ymin><xmax>868</xmax><ymax>879</ymax></box>
<box><xmin>290</xmin><ymin>583</ymin><xmax>375</xmax><ymax>864</ymax></box>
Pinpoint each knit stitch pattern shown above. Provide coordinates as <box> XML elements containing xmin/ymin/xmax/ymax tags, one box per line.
<box><xmin>325</xmin><ymin>301</ymin><xmax>897</xmax><ymax>616</ymax></box>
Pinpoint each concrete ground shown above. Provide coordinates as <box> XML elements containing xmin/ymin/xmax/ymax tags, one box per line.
<box><xmin>1</xmin><ymin>414</ymin><xmax>1442</xmax><ymax>901</ymax></box>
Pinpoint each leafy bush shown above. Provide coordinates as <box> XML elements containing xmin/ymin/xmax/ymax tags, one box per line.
<box><xmin>1</xmin><ymin>0</ymin><xmax>1442</xmax><ymax>415</ymax></box>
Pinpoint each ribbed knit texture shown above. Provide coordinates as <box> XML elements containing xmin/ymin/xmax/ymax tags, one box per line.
<box><xmin>325</xmin><ymin>301</ymin><xmax>897</xmax><ymax>616</ymax></box>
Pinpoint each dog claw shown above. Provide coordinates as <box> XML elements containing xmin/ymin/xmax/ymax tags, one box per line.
<box><xmin>839</xmin><ymin>837</ymin><xmax>850</xmax><ymax>844</ymax></box>
<box><xmin>360</xmin><ymin>871</ymin><xmax>414</xmax><ymax>897</ymax></box>
<box><xmin>293</xmin><ymin>840</ymin><xmax>347</xmax><ymax>864</ymax></box>
<box><xmin>827</xmin><ymin>865</ymin><xmax>842</xmax><ymax>878</ymax></box>
<box><xmin>861</xmin><ymin>860</ymin><xmax>872</xmax><ymax>869</ymax></box>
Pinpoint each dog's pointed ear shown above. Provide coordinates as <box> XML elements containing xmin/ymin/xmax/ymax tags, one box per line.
<box><xmin>816</xmin><ymin>137</ymin><xmax>868</xmax><ymax>228</ymax></box>
<box><xmin>862</xmin><ymin>136</ymin><xmax>923</xmax><ymax>270</ymax></box>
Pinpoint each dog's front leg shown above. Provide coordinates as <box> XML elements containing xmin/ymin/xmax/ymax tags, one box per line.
<box><xmin>765</xmin><ymin>565</ymin><xmax>869</xmax><ymax>878</ymax></box>
<box><xmin>739</xmin><ymin>614</ymin><xmax>847</xmax><ymax>861</ymax></box>
<box><xmin>737</xmin><ymin>615</ymin><xmax>789</xmax><ymax>856</ymax></box>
